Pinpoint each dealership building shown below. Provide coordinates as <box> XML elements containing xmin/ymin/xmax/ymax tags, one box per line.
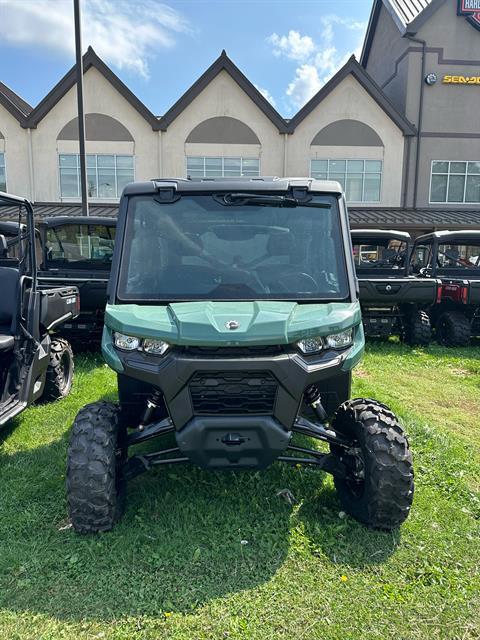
<box><xmin>0</xmin><ymin>0</ymin><xmax>479</xmax><ymax>233</ymax></box>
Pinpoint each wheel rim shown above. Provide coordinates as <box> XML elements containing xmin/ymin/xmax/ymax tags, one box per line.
<box><xmin>60</xmin><ymin>352</ymin><xmax>72</xmax><ymax>391</ymax></box>
<box><xmin>343</xmin><ymin>443</ymin><xmax>366</xmax><ymax>498</ymax></box>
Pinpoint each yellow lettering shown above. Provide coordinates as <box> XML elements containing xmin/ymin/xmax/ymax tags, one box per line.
<box><xmin>443</xmin><ymin>75</ymin><xmax>452</xmax><ymax>83</ymax></box>
<box><xmin>442</xmin><ymin>74</ymin><xmax>480</xmax><ymax>85</ymax></box>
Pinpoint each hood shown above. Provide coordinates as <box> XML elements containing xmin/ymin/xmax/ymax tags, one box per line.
<box><xmin>104</xmin><ymin>300</ymin><xmax>361</xmax><ymax>346</ymax></box>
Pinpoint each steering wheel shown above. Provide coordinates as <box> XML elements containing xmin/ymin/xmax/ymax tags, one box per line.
<box><xmin>276</xmin><ymin>271</ymin><xmax>318</xmax><ymax>293</ymax></box>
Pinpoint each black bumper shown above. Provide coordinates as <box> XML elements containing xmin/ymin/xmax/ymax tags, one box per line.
<box><xmin>114</xmin><ymin>347</ymin><xmax>352</xmax><ymax>430</ymax></box>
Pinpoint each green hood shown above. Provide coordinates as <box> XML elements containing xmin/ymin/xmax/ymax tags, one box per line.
<box><xmin>104</xmin><ymin>300</ymin><xmax>362</xmax><ymax>346</ymax></box>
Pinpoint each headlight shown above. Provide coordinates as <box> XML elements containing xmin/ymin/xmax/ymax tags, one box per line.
<box><xmin>325</xmin><ymin>329</ymin><xmax>353</xmax><ymax>349</ymax></box>
<box><xmin>143</xmin><ymin>338</ymin><xmax>170</xmax><ymax>355</ymax></box>
<box><xmin>113</xmin><ymin>332</ymin><xmax>141</xmax><ymax>351</ymax></box>
<box><xmin>296</xmin><ymin>336</ymin><xmax>323</xmax><ymax>354</ymax></box>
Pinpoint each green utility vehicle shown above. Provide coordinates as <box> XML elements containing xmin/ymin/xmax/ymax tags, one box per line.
<box><xmin>66</xmin><ymin>178</ymin><xmax>414</xmax><ymax>533</ymax></box>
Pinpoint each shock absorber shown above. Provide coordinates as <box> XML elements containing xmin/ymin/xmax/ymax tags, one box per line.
<box><xmin>138</xmin><ymin>389</ymin><xmax>164</xmax><ymax>431</ymax></box>
<box><xmin>304</xmin><ymin>385</ymin><xmax>328</xmax><ymax>423</ymax></box>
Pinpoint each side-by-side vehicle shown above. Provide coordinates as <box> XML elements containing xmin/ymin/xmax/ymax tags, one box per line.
<box><xmin>0</xmin><ymin>192</ymin><xmax>78</xmax><ymax>427</ymax></box>
<box><xmin>66</xmin><ymin>178</ymin><xmax>414</xmax><ymax>534</ymax></box>
<box><xmin>412</xmin><ymin>230</ymin><xmax>480</xmax><ymax>345</ymax></box>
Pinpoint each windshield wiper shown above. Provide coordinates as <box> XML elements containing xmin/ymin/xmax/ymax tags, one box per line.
<box><xmin>214</xmin><ymin>193</ymin><xmax>299</xmax><ymax>207</ymax></box>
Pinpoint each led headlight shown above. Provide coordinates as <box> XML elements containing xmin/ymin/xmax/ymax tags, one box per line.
<box><xmin>325</xmin><ymin>329</ymin><xmax>353</xmax><ymax>349</ymax></box>
<box><xmin>142</xmin><ymin>338</ymin><xmax>170</xmax><ymax>355</ymax></box>
<box><xmin>113</xmin><ymin>332</ymin><xmax>141</xmax><ymax>351</ymax></box>
<box><xmin>296</xmin><ymin>336</ymin><xmax>324</xmax><ymax>355</ymax></box>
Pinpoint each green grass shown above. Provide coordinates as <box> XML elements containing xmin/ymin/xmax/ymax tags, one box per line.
<box><xmin>0</xmin><ymin>343</ymin><xmax>479</xmax><ymax>640</ymax></box>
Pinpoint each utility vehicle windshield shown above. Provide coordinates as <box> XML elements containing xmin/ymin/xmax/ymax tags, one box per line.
<box><xmin>352</xmin><ymin>237</ymin><xmax>407</xmax><ymax>273</ymax></box>
<box><xmin>118</xmin><ymin>194</ymin><xmax>349</xmax><ymax>301</ymax></box>
<box><xmin>44</xmin><ymin>223</ymin><xmax>116</xmax><ymax>269</ymax></box>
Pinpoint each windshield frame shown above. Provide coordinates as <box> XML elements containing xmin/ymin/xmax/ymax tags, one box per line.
<box><xmin>112</xmin><ymin>191</ymin><xmax>354</xmax><ymax>304</ymax></box>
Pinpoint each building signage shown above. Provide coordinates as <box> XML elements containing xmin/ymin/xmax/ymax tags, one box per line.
<box><xmin>458</xmin><ymin>0</ymin><xmax>480</xmax><ymax>31</ymax></box>
<box><xmin>442</xmin><ymin>74</ymin><xmax>480</xmax><ymax>83</ymax></box>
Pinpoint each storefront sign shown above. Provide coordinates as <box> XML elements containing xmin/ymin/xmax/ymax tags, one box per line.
<box><xmin>458</xmin><ymin>0</ymin><xmax>480</xmax><ymax>31</ymax></box>
<box><xmin>443</xmin><ymin>75</ymin><xmax>480</xmax><ymax>83</ymax></box>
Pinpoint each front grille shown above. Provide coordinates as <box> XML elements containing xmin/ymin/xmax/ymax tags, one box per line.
<box><xmin>182</xmin><ymin>345</ymin><xmax>285</xmax><ymax>358</ymax></box>
<box><xmin>189</xmin><ymin>370</ymin><xmax>278</xmax><ymax>415</ymax></box>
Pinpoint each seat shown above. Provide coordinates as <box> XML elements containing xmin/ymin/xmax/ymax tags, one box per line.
<box><xmin>0</xmin><ymin>266</ymin><xmax>20</xmax><ymax>337</ymax></box>
<box><xmin>0</xmin><ymin>335</ymin><xmax>14</xmax><ymax>351</ymax></box>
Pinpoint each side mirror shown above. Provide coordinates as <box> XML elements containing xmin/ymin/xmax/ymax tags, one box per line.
<box><xmin>0</xmin><ymin>234</ymin><xmax>7</xmax><ymax>258</ymax></box>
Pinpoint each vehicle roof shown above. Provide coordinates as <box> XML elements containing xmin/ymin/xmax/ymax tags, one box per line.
<box><xmin>351</xmin><ymin>228</ymin><xmax>411</xmax><ymax>241</ymax></box>
<box><xmin>414</xmin><ymin>230</ymin><xmax>480</xmax><ymax>243</ymax></box>
<box><xmin>0</xmin><ymin>220</ymin><xmax>25</xmax><ymax>234</ymax></box>
<box><xmin>0</xmin><ymin>191</ymin><xmax>32</xmax><ymax>208</ymax></box>
<box><xmin>123</xmin><ymin>177</ymin><xmax>344</xmax><ymax>196</ymax></box>
<box><xmin>38</xmin><ymin>216</ymin><xmax>117</xmax><ymax>228</ymax></box>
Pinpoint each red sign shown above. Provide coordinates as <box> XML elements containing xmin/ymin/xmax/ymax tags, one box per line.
<box><xmin>458</xmin><ymin>0</ymin><xmax>480</xmax><ymax>31</ymax></box>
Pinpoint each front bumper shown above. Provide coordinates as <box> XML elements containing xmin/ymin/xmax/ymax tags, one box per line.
<box><xmin>103</xmin><ymin>325</ymin><xmax>364</xmax><ymax>430</ymax></box>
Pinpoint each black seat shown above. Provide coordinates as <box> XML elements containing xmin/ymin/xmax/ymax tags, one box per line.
<box><xmin>0</xmin><ymin>266</ymin><xmax>20</xmax><ymax>337</ymax></box>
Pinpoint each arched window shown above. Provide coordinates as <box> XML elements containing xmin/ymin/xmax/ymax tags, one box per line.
<box><xmin>186</xmin><ymin>116</ymin><xmax>260</xmax><ymax>144</ymax></box>
<box><xmin>57</xmin><ymin>113</ymin><xmax>133</xmax><ymax>141</ymax></box>
<box><xmin>311</xmin><ymin>120</ymin><xmax>383</xmax><ymax>147</ymax></box>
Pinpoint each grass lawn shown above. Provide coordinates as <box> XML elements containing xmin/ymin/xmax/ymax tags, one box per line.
<box><xmin>0</xmin><ymin>342</ymin><xmax>479</xmax><ymax>640</ymax></box>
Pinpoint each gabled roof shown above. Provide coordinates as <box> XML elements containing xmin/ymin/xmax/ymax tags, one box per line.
<box><xmin>0</xmin><ymin>80</ymin><xmax>32</xmax><ymax>124</ymax></box>
<box><xmin>159</xmin><ymin>50</ymin><xmax>289</xmax><ymax>133</ymax></box>
<box><xmin>23</xmin><ymin>47</ymin><xmax>161</xmax><ymax>130</ymax></box>
<box><xmin>361</xmin><ymin>0</ymin><xmax>448</xmax><ymax>66</ymax></box>
<box><xmin>287</xmin><ymin>56</ymin><xmax>416</xmax><ymax>135</ymax></box>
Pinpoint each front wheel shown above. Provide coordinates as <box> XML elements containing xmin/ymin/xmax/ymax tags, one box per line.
<box><xmin>330</xmin><ymin>398</ymin><xmax>414</xmax><ymax>530</ymax></box>
<box><xmin>66</xmin><ymin>401</ymin><xmax>127</xmax><ymax>533</ymax></box>
<box><xmin>43</xmin><ymin>337</ymin><xmax>74</xmax><ymax>401</ymax></box>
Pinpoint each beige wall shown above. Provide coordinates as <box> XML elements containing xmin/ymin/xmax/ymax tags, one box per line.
<box><xmin>0</xmin><ymin>104</ymin><xmax>30</xmax><ymax>198</ymax></box>
<box><xmin>286</xmin><ymin>75</ymin><xmax>405</xmax><ymax>207</ymax></box>
<box><xmin>30</xmin><ymin>66</ymin><xmax>159</xmax><ymax>203</ymax></box>
<box><xmin>161</xmin><ymin>70</ymin><xmax>285</xmax><ymax>178</ymax></box>
<box><xmin>0</xmin><ymin>65</ymin><xmax>407</xmax><ymax>207</ymax></box>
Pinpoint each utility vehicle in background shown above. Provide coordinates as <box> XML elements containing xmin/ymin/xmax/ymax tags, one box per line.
<box><xmin>351</xmin><ymin>229</ymin><xmax>437</xmax><ymax>345</ymax></box>
<box><xmin>0</xmin><ymin>192</ymin><xmax>79</xmax><ymax>427</ymax></box>
<box><xmin>66</xmin><ymin>178</ymin><xmax>414</xmax><ymax>534</ymax></box>
<box><xmin>38</xmin><ymin>216</ymin><xmax>116</xmax><ymax>347</ymax></box>
<box><xmin>411</xmin><ymin>230</ymin><xmax>480</xmax><ymax>346</ymax></box>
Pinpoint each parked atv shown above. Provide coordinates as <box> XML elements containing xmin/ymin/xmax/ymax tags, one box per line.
<box><xmin>38</xmin><ymin>216</ymin><xmax>116</xmax><ymax>348</ymax></box>
<box><xmin>351</xmin><ymin>229</ymin><xmax>438</xmax><ymax>345</ymax></box>
<box><xmin>0</xmin><ymin>192</ymin><xmax>79</xmax><ymax>427</ymax></box>
<box><xmin>66</xmin><ymin>178</ymin><xmax>414</xmax><ymax>533</ymax></box>
<box><xmin>412</xmin><ymin>230</ymin><xmax>480</xmax><ymax>346</ymax></box>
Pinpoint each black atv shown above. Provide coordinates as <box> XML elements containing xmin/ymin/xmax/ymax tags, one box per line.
<box><xmin>351</xmin><ymin>229</ymin><xmax>438</xmax><ymax>345</ymax></box>
<box><xmin>411</xmin><ymin>230</ymin><xmax>480</xmax><ymax>346</ymax></box>
<box><xmin>38</xmin><ymin>216</ymin><xmax>116</xmax><ymax>348</ymax></box>
<box><xmin>0</xmin><ymin>192</ymin><xmax>79</xmax><ymax>427</ymax></box>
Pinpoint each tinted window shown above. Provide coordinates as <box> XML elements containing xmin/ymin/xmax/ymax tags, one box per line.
<box><xmin>118</xmin><ymin>194</ymin><xmax>349</xmax><ymax>301</ymax></box>
<box><xmin>352</xmin><ymin>238</ymin><xmax>407</xmax><ymax>272</ymax></box>
<box><xmin>45</xmin><ymin>223</ymin><xmax>116</xmax><ymax>268</ymax></box>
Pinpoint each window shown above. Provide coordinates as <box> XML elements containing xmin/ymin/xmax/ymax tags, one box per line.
<box><xmin>0</xmin><ymin>153</ymin><xmax>6</xmax><ymax>191</ymax></box>
<box><xmin>410</xmin><ymin>243</ymin><xmax>433</xmax><ymax>274</ymax></box>
<box><xmin>310</xmin><ymin>159</ymin><xmax>382</xmax><ymax>202</ymax></box>
<box><xmin>352</xmin><ymin>238</ymin><xmax>408</xmax><ymax>272</ymax></box>
<box><xmin>438</xmin><ymin>242</ymin><xmax>480</xmax><ymax>271</ymax></box>
<box><xmin>58</xmin><ymin>154</ymin><xmax>134</xmax><ymax>199</ymax></box>
<box><xmin>118</xmin><ymin>194</ymin><xmax>348</xmax><ymax>302</ymax></box>
<box><xmin>430</xmin><ymin>161</ymin><xmax>480</xmax><ymax>203</ymax></box>
<box><xmin>45</xmin><ymin>223</ymin><xmax>116</xmax><ymax>268</ymax></box>
<box><xmin>186</xmin><ymin>156</ymin><xmax>260</xmax><ymax>178</ymax></box>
